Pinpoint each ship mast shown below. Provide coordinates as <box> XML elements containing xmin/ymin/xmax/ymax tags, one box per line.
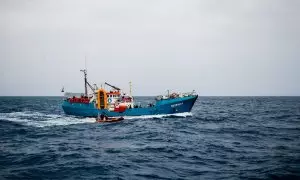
<box><xmin>80</xmin><ymin>56</ymin><xmax>96</xmax><ymax>96</ymax></box>
<box><xmin>80</xmin><ymin>69</ymin><xmax>88</xmax><ymax>96</ymax></box>
<box><xmin>80</xmin><ymin>69</ymin><xmax>96</xmax><ymax>96</ymax></box>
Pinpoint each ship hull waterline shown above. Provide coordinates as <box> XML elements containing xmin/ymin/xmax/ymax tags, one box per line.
<box><xmin>62</xmin><ymin>95</ymin><xmax>198</xmax><ymax>117</ymax></box>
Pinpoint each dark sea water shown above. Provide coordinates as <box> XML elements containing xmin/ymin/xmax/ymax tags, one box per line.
<box><xmin>0</xmin><ymin>96</ymin><xmax>300</xmax><ymax>180</ymax></box>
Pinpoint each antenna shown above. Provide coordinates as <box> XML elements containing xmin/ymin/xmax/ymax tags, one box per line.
<box><xmin>85</xmin><ymin>55</ymin><xmax>87</xmax><ymax>71</ymax></box>
<box><xmin>129</xmin><ymin>81</ymin><xmax>132</xmax><ymax>96</ymax></box>
<box><xmin>93</xmin><ymin>84</ymin><xmax>98</xmax><ymax>90</ymax></box>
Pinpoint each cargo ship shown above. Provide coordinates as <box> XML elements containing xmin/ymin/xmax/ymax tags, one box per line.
<box><xmin>62</xmin><ymin>69</ymin><xmax>198</xmax><ymax>117</ymax></box>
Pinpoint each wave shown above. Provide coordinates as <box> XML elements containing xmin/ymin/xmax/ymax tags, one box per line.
<box><xmin>0</xmin><ymin>111</ymin><xmax>192</xmax><ymax>127</ymax></box>
<box><xmin>123</xmin><ymin>112</ymin><xmax>193</xmax><ymax>120</ymax></box>
<box><xmin>0</xmin><ymin>111</ymin><xmax>95</xmax><ymax>128</ymax></box>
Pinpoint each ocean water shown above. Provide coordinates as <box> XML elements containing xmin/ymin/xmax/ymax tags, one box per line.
<box><xmin>0</xmin><ymin>96</ymin><xmax>300</xmax><ymax>180</ymax></box>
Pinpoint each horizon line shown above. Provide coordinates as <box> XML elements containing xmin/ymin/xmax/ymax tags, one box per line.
<box><xmin>0</xmin><ymin>95</ymin><xmax>300</xmax><ymax>97</ymax></box>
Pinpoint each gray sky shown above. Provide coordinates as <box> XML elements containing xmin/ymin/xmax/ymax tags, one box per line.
<box><xmin>1</xmin><ymin>0</ymin><xmax>299</xmax><ymax>96</ymax></box>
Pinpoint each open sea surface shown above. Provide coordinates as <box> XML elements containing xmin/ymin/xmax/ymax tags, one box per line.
<box><xmin>0</xmin><ymin>96</ymin><xmax>300</xmax><ymax>180</ymax></box>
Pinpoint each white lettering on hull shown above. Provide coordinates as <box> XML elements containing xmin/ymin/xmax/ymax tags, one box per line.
<box><xmin>171</xmin><ymin>102</ymin><xmax>183</xmax><ymax>108</ymax></box>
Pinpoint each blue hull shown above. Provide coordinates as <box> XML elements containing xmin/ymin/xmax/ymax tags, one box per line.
<box><xmin>62</xmin><ymin>95</ymin><xmax>198</xmax><ymax>117</ymax></box>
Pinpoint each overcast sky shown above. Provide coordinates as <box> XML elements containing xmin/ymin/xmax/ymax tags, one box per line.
<box><xmin>0</xmin><ymin>0</ymin><xmax>299</xmax><ymax>96</ymax></box>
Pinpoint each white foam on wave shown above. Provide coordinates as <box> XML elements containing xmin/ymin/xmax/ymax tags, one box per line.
<box><xmin>0</xmin><ymin>111</ymin><xmax>95</xmax><ymax>128</ymax></box>
<box><xmin>0</xmin><ymin>111</ymin><xmax>192</xmax><ymax>127</ymax></box>
<box><xmin>123</xmin><ymin>112</ymin><xmax>193</xmax><ymax>120</ymax></box>
<box><xmin>6</xmin><ymin>111</ymin><xmax>63</xmax><ymax>119</ymax></box>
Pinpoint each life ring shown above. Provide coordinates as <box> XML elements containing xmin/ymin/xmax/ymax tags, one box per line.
<box><xmin>108</xmin><ymin>98</ymin><xmax>112</xmax><ymax>103</ymax></box>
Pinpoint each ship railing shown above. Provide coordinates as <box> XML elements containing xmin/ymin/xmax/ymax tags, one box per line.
<box><xmin>182</xmin><ymin>90</ymin><xmax>197</xmax><ymax>97</ymax></box>
<box><xmin>155</xmin><ymin>90</ymin><xmax>196</xmax><ymax>100</ymax></box>
<box><xmin>64</xmin><ymin>92</ymin><xmax>84</xmax><ymax>98</ymax></box>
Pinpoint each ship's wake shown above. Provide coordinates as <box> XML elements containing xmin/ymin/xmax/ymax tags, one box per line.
<box><xmin>0</xmin><ymin>111</ymin><xmax>95</xmax><ymax>128</ymax></box>
<box><xmin>0</xmin><ymin>111</ymin><xmax>192</xmax><ymax>127</ymax></box>
<box><xmin>123</xmin><ymin>112</ymin><xmax>193</xmax><ymax>120</ymax></box>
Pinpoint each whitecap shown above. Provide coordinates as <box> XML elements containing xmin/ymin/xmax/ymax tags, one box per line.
<box><xmin>123</xmin><ymin>112</ymin><xmax>193</xmax><ymax>120</ymax></box>
<box><xmin>0</xmin><ymin>111</ymin><xmax>95</xmax><ymax>128</ymax></box>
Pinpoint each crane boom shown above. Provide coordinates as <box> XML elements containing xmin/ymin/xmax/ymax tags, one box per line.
<box><xmin>105</xmin><ymin>82</ymin><xmax>121</xmax><ymax>91</ymax></box>
<box><xmin>87</xmin><ymin>81</ymin><xmax>95</xmax><ymax>93</ymax></box>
